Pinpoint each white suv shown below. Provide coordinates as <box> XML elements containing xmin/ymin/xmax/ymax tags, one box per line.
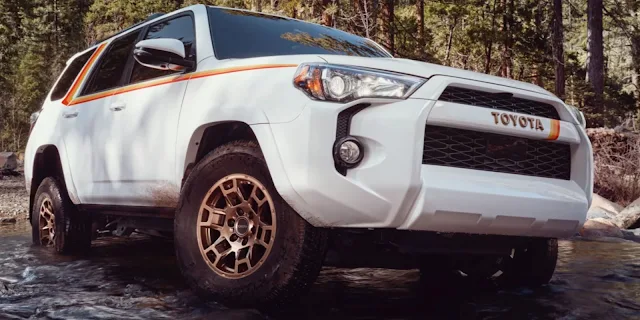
<box><xmin>25</xmin><ymin>4</ymin><xmax>593</xmax><ymax>309</ymax></box>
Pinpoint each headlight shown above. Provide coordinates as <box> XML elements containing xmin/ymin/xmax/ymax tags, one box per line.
<box><xmin>293</xmin><ymin>63</ymin><xmax>426</xmax><ymax>102</ymax></box>
<box><xmin>568</xmin><ymin>105</ymin><xmax>586</xmax><ymax>128</ymax></box>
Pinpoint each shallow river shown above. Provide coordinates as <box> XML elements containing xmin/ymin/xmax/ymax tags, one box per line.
<box><xmin>1</xmin><ymin>222</ymin><xmax>639</xmax><ymax>320</ymax></box>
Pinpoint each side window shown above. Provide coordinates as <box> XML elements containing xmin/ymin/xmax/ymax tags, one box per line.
<box><xmin>82</xmin><ymin>30</ymin><xmax>141</xmax><ymax>95</ymax></box>
<box><xmin>129</xmin><ymin>15</ymin><xmax>196</xmax><ymax>84</ymax></box>
<box><xmin>50</xmin><ymin>48</ymin><xmax>96</xmax><ymax>101</ymax></box>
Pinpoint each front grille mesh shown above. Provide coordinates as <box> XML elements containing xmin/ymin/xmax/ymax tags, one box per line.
<box><xmin>439</xmin><ymin>86</ymin><xmax>560</xmax><ymax>120</ymax></box>
<box><xmin>422</xmin><ymin>125</ymin><xmax>571</xmax><ymax>180</ymax></box>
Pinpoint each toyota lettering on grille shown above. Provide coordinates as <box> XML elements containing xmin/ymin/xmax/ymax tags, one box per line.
<box><xmin>490</xmin><ymin>111</ymin><xmax>544</xmax><ymax>131</ymax></box>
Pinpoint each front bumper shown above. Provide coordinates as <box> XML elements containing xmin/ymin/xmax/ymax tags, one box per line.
<box><xmin>257</xmin><ymin>76</ymin><xmax>592</xmax><ymax>239</ymax></box>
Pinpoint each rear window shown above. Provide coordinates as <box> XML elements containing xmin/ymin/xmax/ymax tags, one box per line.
<box><xmin>50</xmin><ymin>48</ymin><xmax>96</xmax><ymax>101</ymax></box>
<box><xmin>207</xmin><ymin>7</ymin><xmax>391</xmax><ymax>59</ymax></box>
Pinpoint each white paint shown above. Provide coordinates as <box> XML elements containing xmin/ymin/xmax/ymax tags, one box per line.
<box><xmin>25</xmin><ymin>4</ymin><xmax>592</xmax><ymax>239</ymax></box>
<box><xmin>135</xmin><ymin>38</ymin><xmax>186</xmax><ymax>58</ymax></box>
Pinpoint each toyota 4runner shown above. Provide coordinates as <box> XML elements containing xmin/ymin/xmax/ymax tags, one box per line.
<box><xmin>25</xmin><ymin>4</ymin><xmax>593</xmax><ymax>309</ymax></box>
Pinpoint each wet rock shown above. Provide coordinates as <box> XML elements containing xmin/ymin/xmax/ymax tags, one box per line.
<box><xmin>0</xmin><ymin>152</ymin><xmax>17</xmax><ymax>170</ymax></box>
<box><xmin>0</xmin><ymin>217</ymin><xmax>17</xmax><ymax>224</ymax></box>
<box><xmin>590</xmin><ymin>194</ymin><xmax>623</xmax><ymax>215</ymax></box>
<box><xmin>621</xmin><ymin>229</ymin><xmax>640</xmax><ymax>243</ymax></box>
<box><xmin>614</xmin><ymin>197</ymin><xmax>640</xmax><ymax>229</ymax></box>
<box><xmin>579</xmin><ymin>218</ymin><xmax>624</xmax><ymax>239</ymax></box>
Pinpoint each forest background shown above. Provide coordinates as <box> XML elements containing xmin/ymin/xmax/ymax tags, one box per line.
<box><xmin>0</xmin><ymin>0</ymin><xmax>637</xmax><ymax>151</ymax></box>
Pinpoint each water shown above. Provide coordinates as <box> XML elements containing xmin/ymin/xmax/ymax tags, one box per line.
<box><xmin>1</xmin><ymin>222</ymin><xmax>639</xmax><ymax>320</ymax></box>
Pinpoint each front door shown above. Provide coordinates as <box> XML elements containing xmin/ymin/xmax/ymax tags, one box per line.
<box><xmin>104</xmin><ymin>13</ymin><xmax>197</xmax><ymax>207</ymax></box>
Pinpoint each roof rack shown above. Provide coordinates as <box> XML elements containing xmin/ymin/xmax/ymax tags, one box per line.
<box><xmin>91</xmin><ymin>12</ymin><xmax>165</xmax><ymax>46</ymax></box>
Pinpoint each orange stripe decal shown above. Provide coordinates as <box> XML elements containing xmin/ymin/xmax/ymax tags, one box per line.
<box><xmin>65</xmin><ymin>63</ymin><xmax>297</xmax><ymax>106</ymax></box>
<box><xmin>189</xmin><ymin>64</ymin><xmax>298</xmax><ymax>80</ymax></box>
<box><xmin>546</xmin><ymin>119</ymin><xmax>560</xmax><ymax>140</ymax></box>
<box><xmin>62</xmin><ymin>43</ymin><xmax>108</xmax><ymax>106</ymax></box>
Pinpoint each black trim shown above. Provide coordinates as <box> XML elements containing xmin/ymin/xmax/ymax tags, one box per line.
<box><xmin>422</xmin><ymin>125</ymin><xmax>571</xmax><ymax>180</ymax></box>
<box><xmin>80</xmin><ymin>28</ymin><xmax>145</xmax><ymax>97</ymax></box>
<box><xmin>91</xmin><ymin>13</ymin><xmax>165</xmax><ymax>46</ymax></box>
<box><xmin>123</xmin><ymin>11</ymin><xmax>198</xmax><ymax>85</ymax></box>
<box><xmin>78</xmin><ymin>204</ymin><xmax>175</xmax><ymax>219</ymax></box>
<box><xmin>334</xmin><ymin>104</ymin><xmax>369</xmax><ymax>175</ymax></box>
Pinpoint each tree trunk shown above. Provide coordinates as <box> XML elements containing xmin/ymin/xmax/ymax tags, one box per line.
<box><xmin>445</xmin><ymin>19</ymin><xmax>456</xmax><ymax>64</ymax></box>
<box><xmin>553</xmin><ymin>0</ymin><xmax>565</xmax><ymax>99</ymax></box>
<box><xmin>252</xmin><ymin>0</ymin><xmax>262</xmax><ymax>12</ymax></box>
<box><xmin>631</xmin><ymin>36</ymin><xmax>640</xmax><ymax>109</ymax></box>
<box><xmin>586</xmin><ymin>0</ymin><xmax>604</xmax><ymax>120</ymax></box>
<box><xmin>416</xmin><ymin>0</ymin><xmax>424</xmax><ymax>59</ymax></box>
<box><xmin>484</xmin><ymin>0</ymin><xmax>498</xmax><ymax>74</ymax></box>
<box><xmin>500</xmin><ymin>0</ymin><xmax>513</xmax><ymax>78</ymax></box>
<box><xmin>380</xmin><ymin>0</ymin><xmax>394</xmax><ymax>55</ymax></box>
<box><xmin>321</xmin><ymin>0</ymin><xmax>332</xmax><ymax>26</ymax></box>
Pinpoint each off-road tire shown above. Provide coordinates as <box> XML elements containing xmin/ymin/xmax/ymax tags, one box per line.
<box><xmin>418</xmin><ymin>238</ymin><xmax>558</xmax><ymax>290</ymax></box>
<box><xmin>501</xmin><ymin>238</ymin><xmax>558</xmax><ymax>287</ymax></box>
<box><xmin>174</xmin><ymin>140</ymin><xmax>328</xmax><ymax>310</ymax></box>
<box><xmin>31</xmin><ymin>177</ymin><xmax>92</xmax><ymax>254</ymax></box>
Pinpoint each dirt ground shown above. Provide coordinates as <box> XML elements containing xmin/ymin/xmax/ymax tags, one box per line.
<box><xmin>0</xmin><ymin>175</ymin><xmax>29</xmax><ymax>221</ymax></box>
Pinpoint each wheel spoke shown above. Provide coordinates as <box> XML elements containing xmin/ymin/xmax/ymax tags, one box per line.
<box><xmin>250</xmin><ymin>186</ymin><xmax>268</xmax><ymax>207</ymax></box>
<box><xmin>198</xmin><ymin>205</ymin><xmax>225</xmax><ymax>229</ymax></box>
<box><xmin>256</xmin><ymin>224</ymin><xmax>273</xmax><ymax>247</ymax></box>
<box><xmin>220</xmin><ymin>179</ymin><xmax>239</xmax><ymax>205</ymax></box>
<box><xmin>237</xmin><ymin>257</ymin><xmax>252</xmax><ymax>270</ymax></box>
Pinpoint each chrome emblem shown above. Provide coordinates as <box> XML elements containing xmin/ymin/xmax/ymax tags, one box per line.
<box><xmin>491</xmin><ymin>111</ymin><xmax>544</xmax><ymax>131</ymax></box>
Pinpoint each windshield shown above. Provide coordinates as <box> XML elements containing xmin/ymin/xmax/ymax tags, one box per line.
<box><xmin>206</xmin><ymin>7</ymin><xmax>392</xmax><ymax>60</ymax></box>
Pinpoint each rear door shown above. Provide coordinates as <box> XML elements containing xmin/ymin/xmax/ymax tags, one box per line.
<box><xmin>62</xmin><ymin>29</ymin><xmax>143</xmax><ymax>204</ymax></box>
<box><xmin>103</xmin><ymin>13</ymin><xmax>197</xmax><ymax>207</ymax></box>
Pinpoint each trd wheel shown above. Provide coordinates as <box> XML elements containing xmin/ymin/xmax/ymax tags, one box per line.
<box><xmin>196</xmin><ymin>174</ymin><xmax>276</xmax><ymax>278</ymax></box>
<box><xmin>175</xmin><ymin>140</ymin><xmax>328</xmax><ymax>309</ymax></box>
<box><xmin>31</xmin><ymin>177</ymin><xmax>92</xmax><ymax>254</ymax></box>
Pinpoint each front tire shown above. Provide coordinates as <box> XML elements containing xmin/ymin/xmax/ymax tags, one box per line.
<box><xmin>501</xmin><ymin>238</ymin><xmax>558</xmax><ymax>287</ymax></box>
<box><xmin>419</xmin><ymin>238</ymin><xmax>558</xmax><ymax>289</ymax></box>
<box><xmin>31</xmin><ymin>177</ymin><xmax>92</xmax><ymax>254</ymax></box>
<box><xmin>174</xmin><ymin>140</ymin><xmax>328</xmax><ymax>309</ymax></box>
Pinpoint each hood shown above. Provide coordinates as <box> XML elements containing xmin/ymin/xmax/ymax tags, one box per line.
<box><xmin>316</xmin><ymin>55</ymin><xmax>555</xmax><ymax>97</ymax></box>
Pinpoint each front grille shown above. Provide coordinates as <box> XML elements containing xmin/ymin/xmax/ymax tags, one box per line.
<box><xmin>422</xmin><ymin>125</ymin><xmax>571</xmax><ymax>180</ymax></box>
<box><xmin>439</xmin><ymin>86</ymin><xmax>560</xmax><ymax>120</ymax></box>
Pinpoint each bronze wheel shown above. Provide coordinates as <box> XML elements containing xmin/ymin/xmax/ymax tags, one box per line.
<box><xmin>197</xmin><ymin>174</ymin><xmax>276</xmax><ymax>279</ymax></box>
<box><xmin>31</xmin><ymin>177</ymin><xmax>92</xmax><ymax>254</ymax></box>
<box><xmin>38</xmin><ymin>196</ymin><xmax>56</xmax><ymax>246</ymax></box>
<box><xmin>175</xmin><ymin>140</ymin><xmax>328</xmax><ymax>309</ymax></box>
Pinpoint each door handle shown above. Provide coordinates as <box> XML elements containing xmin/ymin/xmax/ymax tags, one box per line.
<box><xmin>62</xmin><ymin>112</ymin><xmax>78</xmax><ymax>119</ymax></box>
<box><xmin>109</xmin><ymin>103</ymin><xmax>126</xmax><ymax>112</ymax></box>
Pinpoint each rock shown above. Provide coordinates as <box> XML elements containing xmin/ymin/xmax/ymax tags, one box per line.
<box><xmin>579</xmin><ymin>218</ymin><xmax>624</xmax><ymax>238</ymax></box>
<box><xmin>0</xmin><ymin>152</ymin><xmax>17</xmax><ymax>170</ymax></box>
<box><xmin>621</xmin><ymin>229</ymin><xmax>640</xmax><ymax>243</ymax></box>
<box><xmin>615</xmin><ymin>197</ymin><xmax>640</xmax><ymax>229</ymax></box>
<box><xmin>590</xmin><ymin>194</ymin><xmax>623</xmax><ymax>214</ymax></box>
<box><xmin>587</xmin><ymin>206</ymin><xmax>617</xmax><ymax>220</ymax></box>
<box><xmin>0</xmin><ymin>217</ymin><xmax>17</xmax><ymax>224</ymax></box>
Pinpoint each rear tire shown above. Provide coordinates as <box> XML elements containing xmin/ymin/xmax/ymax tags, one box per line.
<box><xmin>174</xmin><ymin>140</ymin><xmax>328</xmax><ymax>310</ymax></box>
<box><xmin>31</xmin><ymin>177</ymin><xmax>92</xmax><ymax>254</ymax></box>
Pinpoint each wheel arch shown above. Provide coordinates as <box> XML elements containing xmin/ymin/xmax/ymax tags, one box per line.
<box><xmin>179</xmin><ymin>120</ymin><xmax>315</xmax><ymax>226</ymax></box>
<box><xmin>181</xmin><ymin>121</ymin><xmax>259</xmax><ymax>187</ymax></box>
<box><xmin>29</xmin><ymin>144</ymin><xmax>76</xmax><ymax>223</ymax></box>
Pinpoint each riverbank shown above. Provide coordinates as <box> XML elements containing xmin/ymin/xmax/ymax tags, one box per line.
<box><xmin>0</xmin><ymin>175</ymin><xmax>28</xmax><ymax>223</ymax></box>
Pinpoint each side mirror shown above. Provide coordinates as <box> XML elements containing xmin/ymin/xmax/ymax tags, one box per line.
<box><xmin>133</xmin><ymin>38</ymin><xmax>194</xmax><ymax>72</ymax></box>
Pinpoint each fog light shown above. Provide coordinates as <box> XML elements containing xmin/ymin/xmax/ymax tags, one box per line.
<box><xmin>333</xmin><ymin>137</ymin><xmax>364</xmax><ymax>168</ymax></box>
